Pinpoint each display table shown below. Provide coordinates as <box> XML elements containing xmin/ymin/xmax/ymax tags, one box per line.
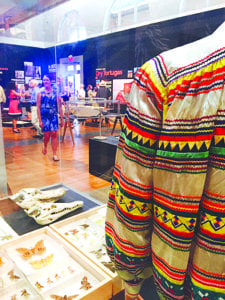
<box><xmin>3</xmin><ymin>183</ymin><xmax>101</xmax><ymax>235</ymax></box>
<box><xmin>89</xmin><ymin>135</ymin><xmax>119</xmax><ymax>182</ymax></box>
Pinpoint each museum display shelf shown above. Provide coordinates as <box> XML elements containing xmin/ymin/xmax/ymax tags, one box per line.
<box><xmin>50</xmin><ymin>205</ymin><xmax>124</xmax><ymax>296</ymax></box>
<box><xmin>0</xmin><ymin>227</ymin><xmax>112</xmax><ymax>300</ymax></box>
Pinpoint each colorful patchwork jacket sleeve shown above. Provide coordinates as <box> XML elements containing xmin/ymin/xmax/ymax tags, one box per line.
<box><xmin>105</xmin><ymin>23</ymin><xmax>225</xmax><ymax>300</ymax></box>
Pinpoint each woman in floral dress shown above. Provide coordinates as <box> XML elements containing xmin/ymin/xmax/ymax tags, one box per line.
<box><xmin>37</xmin><ymin>74</ymin><xmax>64</xmax><ymax>161</ymax></box>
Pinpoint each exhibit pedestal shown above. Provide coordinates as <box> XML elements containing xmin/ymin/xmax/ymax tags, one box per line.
<box><xmin>89</xmin><ymin>135</ymin><xmax>119</xmax><ymax>182</ymax></box>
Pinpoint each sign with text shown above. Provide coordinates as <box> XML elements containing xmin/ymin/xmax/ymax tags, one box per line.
<box><xmin>96</xmin><ymin>68</ymin><xmax>125</xmax><ymax>80</ymax></box>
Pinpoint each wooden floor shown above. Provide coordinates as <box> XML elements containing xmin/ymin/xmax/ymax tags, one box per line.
<box><xmin>1</xmin><ymin>120</ymin><xmax>116</xmax><ymax>211</ymax></box>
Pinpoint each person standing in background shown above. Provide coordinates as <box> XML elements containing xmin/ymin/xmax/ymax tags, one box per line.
<box><xmin>37</xmin><ymin>74</ymin><xmax>64</xmax><ymax>161</ymax></box>
<box><xmin>86</xmin><ymin>84</ymin><xmax>94</xmax><ymax>100</ymax></box>
<box><xmin>0</xmin><ymin>85</ymin><xmax>6</xmax><ymax>104</ymax></box>
<box><xmin>30</xmin><ymin>79</ymin><xmax>43</xmax><ymax>139</ymax></box>
<box><xmin>68</xmin><ymin>81</ymin><xmax>74</xmax><ymax>97</ymax></box>
<box><xmin>96</xmin><ymin>80</ymin><xmax>111</xmax><ymax>124</ymax></box>
<box><xmin>96</xmin><ymin>80</ymin><xmax>111</xmax><ymax>100</ymax></box>
<box><xmin>78</xmin><ymin>84</ymin><xmax>86</xmax><ymax>100</ymax></box>
<box><xmin>22</xmin><ymin>83</ymin><xmax>31</xmax><ymax>120</ymax></box>
<box><xmin>93</xmin><ymin>86</ymin><xmax>98</xmax><ymax>98</ymax></box>
<box><xmin>7</xmin><ymin>81</ymin><xmax>22</xmax><ymax>133</ymax></box>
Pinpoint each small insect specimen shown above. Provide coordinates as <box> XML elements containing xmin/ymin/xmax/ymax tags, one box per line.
<box><xmin>30</xmin><ymin>253</ymin><xmax>53</xmax><ymax>269</ymax></box>
<box><xmin>8</xmin><ymin>269</ymin><xmax>20</xmax><ymax>280</ymax></box>
<box><xmin>0</xmin><ymin>256</ymin><xmax>4</xmax><ymax>266</ymax></box>
<box><xmin>55</xmin><ymin>273</ymin><xmax>61</xmax><ymax>280</ymax></box>
<box><xmin>15</xmin><ymin>247</ymin><xmax>34</xmax><ymax>259</ymax></box>
<box><xmin>80</xmin><ymin>276</ymin><xmax>92</xmax><ymax>290</ymax></box>
<box><xmin>101</xmin><ymin>261</ymin><xmax>116</xmax><ymax>273</ymax></box>
<box><xmin>21</xmin><ymin>289</ymin><xmax>30</xmax><ymax>296</ymax></box>
<box><xmin>50</xmin><ymin>295</ymin><xmax>78</xmax><ymax>299</ymax></box>
<box><xmin>79</xmin><ymin>224</ymin><xmax>89</xmax><ymax>229</ymax></box>
<box><xmin>69</xmin><ymin>229</ymin><xmax>79</xmax><ymax>235</ymax></box>
<box><xmin>16</xmin><ymin>239</ymin><xmax>46</xmax><ymax>259</ymax></box>
<box><xmin>47</xmin><ymin>277</ymin><xmax>53</xmax><ymax>284</ymax></box>
<box><xmin>0</xmin><ymin>234</ymin><xmax>13</xmax><ymax>241</ymax></box>
<box><xmin>34</xmin><ymin>239</ymin><xmax>46</xmax><ymax>255</ymax></box>
<box><xmin>82</xmin><ymin>232</ymin><xmax>88</xmax><ymax>239</ymax></box>
<box><xmin>68</xmin><ymin>266</ymin><xmax>75</xmax><ymax>273</ymax></box>
<box><xmin>90</xmin><ymin>248</ymin><xmax>104</xmax><ymax>259</ymax></box>
<box><xmin>35</xmin><ymin>281</ymin><xmax>44</xmax><ymax>289</ymax></box>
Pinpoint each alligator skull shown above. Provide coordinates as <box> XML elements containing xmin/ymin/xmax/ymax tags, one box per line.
<box><xmin>24</xmin><ymin>201</ymin><xmax>84</xmax><ymax>225</ymax></box>
<box><xmin>10</xmin><ymin>188</ymin><xmax>67</xmax><ymax>208</ymax></box>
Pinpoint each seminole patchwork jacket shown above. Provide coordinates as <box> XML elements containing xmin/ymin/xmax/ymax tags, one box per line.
<box><xmin>105</xmin><ymin>23</ymin><xmax>225</xmax><ymax>300</ymax></box>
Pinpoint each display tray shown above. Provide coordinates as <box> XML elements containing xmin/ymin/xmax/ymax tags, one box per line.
<box><xmin>0</xmin><ymin>227</ymin><xmax>112</xmax><ymax>300</ymax></box>
<box><xmin>50</xmin><ymin>205</ymin><xmax>124</xmax><ymax>296</ymax></box>
<box><xmin>3</xmin><ymin>183</ymin><xmax>100</xmax><ymax>236</ymax></box>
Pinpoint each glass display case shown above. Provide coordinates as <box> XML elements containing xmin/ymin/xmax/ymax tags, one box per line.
<box><xmin>0</xmin><ymin>2</ymin><xmax>224</xmax><ymax>299</ymax></box>
<box><xmin>61</xmin><ymin>98</ymin><xmax>123</xmax><ymax>143</ymax></box>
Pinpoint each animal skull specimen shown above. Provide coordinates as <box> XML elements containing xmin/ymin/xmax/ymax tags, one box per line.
<box><xmin>10</xmin><ymin>188</ymin><xmax>67</xmax><ymax>209</ymax></box>
<box><xmin>10</xmin><ymin>187</ymin><xmax>83</xmax><ymax>225</ymax></box>
<box><xmin>24</xmin><ymin>201</ymin><xmax>84</xmax><ymax>225</ymax></box>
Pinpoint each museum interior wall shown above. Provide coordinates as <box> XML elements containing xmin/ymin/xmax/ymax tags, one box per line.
<box><xmin>0</xmin><ymin>7</ymin><xmax>224</xmax><ymax>91</ymax></box>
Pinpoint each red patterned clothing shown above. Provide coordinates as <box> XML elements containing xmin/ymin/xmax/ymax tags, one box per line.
<box><xmin>105</xmin><ymin>24</ymin><xmax>225</xmax><ymax>299</ymax></box>
<box><xmin>8</xmin><ymin>90</ymin><xmax>21</xmax><ymax>116</ymax></box>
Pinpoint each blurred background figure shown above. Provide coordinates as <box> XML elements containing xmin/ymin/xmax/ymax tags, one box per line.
<box><xmin>22</xmin><ymin>83</ymin><xmax>31</xmax><ymax>120</ymax></box>
<box><xmin>93</xmin><ymin>86</ymin><xmax>98</xmax><ymax>98</ymax></box>
<box><xmin>96</xmin><ymin>80</ymin><xmax>111</xmax><ymax>125</ymax></box>
<box><xmin>0</xmin><ymin>84</ymin><xmax>6</xmax><ymax>104</ymax></box>
<box><xmin>30</xmin><ymin>79</ymin><xmax>43</xmax><ymax>139</ymax></box>
<box><xmin>78</xmin><ymin>84</ymin><xmax>86</xmax><ymax>99</ymax></box>
<box><xmin>37</xmin><ymin>74</ymin><xmax>64</xmax><ymax>161</ymax></box>
<box><xmin>7</xmin><ymin>81</ymin><xmax>22</xmax><ymax>133</ymax></box>
<box><xmin>96</xmin><ymin>80</ymin><xmax>111</xmax><ymax>100</ymax></box>
<box><xmin>86</xmin><ymin>84</ymin><xmax>93</xmax><ymax>100</ymax></box>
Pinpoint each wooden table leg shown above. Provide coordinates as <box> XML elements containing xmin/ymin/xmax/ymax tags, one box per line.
<box><xmin>68</xmin><ymin>119</ymin><xmax>75</xmax><ymax>145</ymax></box>
<box><xmin>61</xmin><ymin>116</ymin><xmax>75</xmax><ymax>145</ymax></box>
<box><xmin>111</xmin><ymin>117</ymin><xmax>118</xmax><ymax>135</ymax></box>
<box><xmin>111</xmin><ymin>116</ymin><xmax>123</xmax><ymax>135</ymax></box>
<box><xmin>119</xmin><ymin>117</ymin><xmax>123</xmax><ymax>128</ymax></box>
<box><xmin>61</xmin><ymin>120</ymin><xmax>68</xmax><ymax>143</ymax></box>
